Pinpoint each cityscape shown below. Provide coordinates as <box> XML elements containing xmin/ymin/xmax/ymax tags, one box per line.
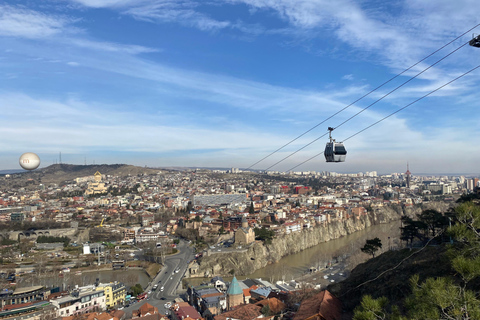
<box><xmin>0</xmin><ymin>164</ymin><xmax>478</xmax><ymax>319</ymax></box>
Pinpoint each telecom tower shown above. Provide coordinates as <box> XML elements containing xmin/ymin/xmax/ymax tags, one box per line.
<box><xmin>405</xmin><ymin>163</ymin><xmax>411</xmax><ymax>188</ymax></box>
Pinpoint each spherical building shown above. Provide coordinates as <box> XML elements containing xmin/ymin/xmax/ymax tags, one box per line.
<box><xmin>19</xmin><ymin>153</ymin><xmax>40</xmax><ymax>170</ymax></box>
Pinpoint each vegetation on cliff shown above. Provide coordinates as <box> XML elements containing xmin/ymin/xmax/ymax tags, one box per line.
<box><xmin>330</xmin><ymin>201</ymin><xmax>480</xmax><ymax>320</ymax></box>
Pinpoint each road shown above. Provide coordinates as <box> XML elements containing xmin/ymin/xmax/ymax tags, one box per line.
<box><xmin>122</xmin><ymin>239</ymin><xmax>195</xmax><ymax>317</ymax></box>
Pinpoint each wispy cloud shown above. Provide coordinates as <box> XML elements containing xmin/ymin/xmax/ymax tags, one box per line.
<box><xmin>70</xmin><ymin>38</ymin><xmax>159</xmax><ymax>54</ymax></box>
<box><xmin>123</xmin><ymin>1</ymin><xmax>231</xmax><ymax>31</ymax></box>
<box><xmin>69</xmin><ymin>0</ymin><xmax>149</xmax><ymax>9</ymax></box>
<box><xmin>0</xmin><ymin>5</ymin><xmax>158</xmax><ymax>55</ymax></box>
<box><xmin>0</xmin><ymin>4</ymin><xmax>74</xmax><ymax>39</ymax></box>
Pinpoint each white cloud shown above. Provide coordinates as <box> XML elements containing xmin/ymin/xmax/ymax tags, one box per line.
<box><xmin>70</xmin><ymin>39</ymin><xmax>159</xmax><ymax>54</ymax></box>
<box><xmin>124</xmin><ymin>2</ymin><xmax>231</xmax><ymax>31</ymax></box>
<box><xmin>67</xmin><ymin>61</ymin><xmax>79</xmax><ymax>66</ymax></box>
<box><xmin>0</xmin><ymin>5</ymin><xmax>73</xmax><ymax>39</ymax></box>
<box><xmin>342</xmin><ymin>74</ymin><xmax>354</xmax><ymax>81</ymax></box>
<box><xmin>0</xmin><ymin>92</ymin><xmax>284</xmax><ymax>155</ymax></box>
<box><xmin>69</xmin><ymin>0</ymin><xmax>149</xmax><ymax>8</ymax></box>
<box><xmin>0</xmin><ymin>5</ymin><xmax>158</xmax><ymax>56</ymax></box>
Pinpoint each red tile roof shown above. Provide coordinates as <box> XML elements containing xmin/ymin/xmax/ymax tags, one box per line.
<box><xmin>214</xmin><ymin>304</ymin><xmax>263</xmax><ymax>320</ymax></box>
<box><xmin>292</xmin><ymin>290</ymin><xmax>342</xmax><ymax>320</ymax></box>
<box><xmin>255</xmin><ymin>297</ymin><xmax>286</xmax><ymax>315</ymax></box>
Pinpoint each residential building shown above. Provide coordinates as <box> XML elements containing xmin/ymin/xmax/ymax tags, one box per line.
<box><xmin>95</xmin><ymin>282</ymin><xmax>126</xmax><ymax>309</ymax></box>
<box><xmin>50</xmin><ymin>286</ymin><xmax>106</xmax><ymax>318</ymax></box>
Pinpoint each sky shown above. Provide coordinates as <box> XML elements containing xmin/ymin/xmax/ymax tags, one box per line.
<box><xmin>1</xmin><ymin>0</ymin><xmax>480</xmax><ymax>174</ymax></box>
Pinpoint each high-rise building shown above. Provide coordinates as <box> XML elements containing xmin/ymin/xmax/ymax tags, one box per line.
<box><xmin>467</xmin><ymin>179</ymin><xmax>474</xmax><ymax>191</ymax></box>
<box><xmin>405</xmin><ymin>163</ymin><xmax>411</xmax><ymax>189</ymax></box>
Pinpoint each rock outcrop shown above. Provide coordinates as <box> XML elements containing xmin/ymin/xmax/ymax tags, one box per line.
<box><xmin>196</xmin><ymin>202</ymin><xmax>452</xmax><ymax>277</ymax></box>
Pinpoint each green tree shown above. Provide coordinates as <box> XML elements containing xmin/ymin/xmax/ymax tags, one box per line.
<box><xmin>354</xmin><ymin>202</ymin><xmax>480</xmax><ymax>319</ymax></box>
<box><xmin>130</xmin><ymin>283</ymin><xmax>143</xmax><ymax>296</ymax></box>
<box><xmin>400</xmin><ymin>216</ymin><xmax>426</xmax><ymax>247</ymax></box>
<box><xmin>261</xmin><ymin>304</ymin><xmax>271</xmax><ymax>317</ymax></box>
<box><xmin>249</xmin><ymin>202</ymin><xmax>255</xmax><ymax>214</ymax></box>
<box><xmin>254</xmin><ymin>227</ymin><xmax>275</xmax><ymax>245</ymax></box>
<box><xmin>406</xmin><ymin>275</ymin><xmax>480</xmax><ymax>319</ymax></box>
<box><xmin>361</xmin><ymin>237</ymin><xmax>382</xmax><ymax>258</ymax></box>
<box><xmin>418</xmin><ymin>209</ymin><xmax>448</xmax><ymax>238</ymax></box>
<box><xmin>353</xmin><ymin>295</ymin><xmax>404</xmax><ymax>320</ymax></box>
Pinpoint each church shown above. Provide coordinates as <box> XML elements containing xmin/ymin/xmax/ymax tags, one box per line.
<box><xmin>234</xmin><ymin>216</ymin><xmax>255</xmax><ymax>245</ymax></box>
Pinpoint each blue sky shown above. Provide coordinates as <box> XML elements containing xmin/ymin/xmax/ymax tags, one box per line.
<box><xmin>1</xmin><ymin>0</ymin><xmax>480</xmax><ymax>174</ymax></box>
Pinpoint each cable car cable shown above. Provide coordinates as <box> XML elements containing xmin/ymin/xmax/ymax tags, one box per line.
<box><xmin>285</xmin><ymin>63</ymin><xmax>480</xmax><ymax>172</ymax></box>
<box><xmin>263</xmin><ymin>37</ymin><xmax>472</xmax><ymax>171</ymax></box>
<box><xmin>246</xmin><ymin>23</ymin><xmax>480</xmax><ymax>170</ymax></box>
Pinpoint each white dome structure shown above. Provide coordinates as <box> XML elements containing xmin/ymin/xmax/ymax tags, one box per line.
<box><xmin>19</xmin><ymin>152</ymin><xmax>40</xmax><ymax>170</ymax></box>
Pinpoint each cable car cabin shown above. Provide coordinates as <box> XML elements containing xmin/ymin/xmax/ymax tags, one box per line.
<box><xmin>324</xmin><ymin>127</ymin><xmax>347</xmax><ymax>162</ymax></box>
<box><xmin>325</xmin><ymin>141</ymin><xmax>347</xmax><ymax>162</ymax></box>
<box><xmin>470</xmin><ymin>35</ymin><xmax>480</xmax><ymax>48</ymax></box>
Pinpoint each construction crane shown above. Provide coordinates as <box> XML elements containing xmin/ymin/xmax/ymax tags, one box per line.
<box><xmin>95</xmin><ymin>218</ymin><xmax>105</xmax><ymax>228</ymax></box>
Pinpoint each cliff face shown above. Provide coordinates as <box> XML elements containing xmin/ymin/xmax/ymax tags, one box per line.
<box><xmin>197</xmin><ymin>206</ymin><xmax>403</xmax><ymax>277</ymax></box>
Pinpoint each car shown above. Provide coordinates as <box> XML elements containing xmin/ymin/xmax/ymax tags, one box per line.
<box><xmin>153</xmin><ymin>284</ymin><xmax>158</xmax><ymax>290</ymax></box>
<box><xmin>148</xmin><ymin>290</ymin><xmax>151</xmax><ymax>294</ymax></box>
<box><xmin>161</xmin><ymin>286</ymin><xmax>164</xmax><ymax>291</ymax></box>
<box><xmin>160</xmin><ymin>297</ymin><xmax>166</xmax><ymax>300</ymax></box>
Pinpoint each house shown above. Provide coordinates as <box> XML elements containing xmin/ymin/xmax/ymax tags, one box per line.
<box><xmin>292</xmin><ymin>290</ymin><xmax>342</xmax><ymax>320</ymax></box>
<box><xmin>171</xmin><ymin>302</ymin><xmax>203</xmax><ymax>320</ymax></box>
<box><xmin>132</xmin><ymin>302</ymin><xmax>162</xmax><ymax>318</ymax></box>
<box><xmin>213</xmin><ymin>304</ymin><xmax>265</xmax><ymax>320</ymax></box>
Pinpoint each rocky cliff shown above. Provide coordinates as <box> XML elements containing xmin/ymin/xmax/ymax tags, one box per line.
<box><xmin>196</xmin><ymin>203</ymin><xmax>452</xmax><ymax>277</ymax></box>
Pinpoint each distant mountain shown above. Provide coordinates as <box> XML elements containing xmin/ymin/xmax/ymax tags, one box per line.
<box><xmin>0</xmin><ymin>169</ymin><xmax>24</xmax><ymax>175</ymax></box>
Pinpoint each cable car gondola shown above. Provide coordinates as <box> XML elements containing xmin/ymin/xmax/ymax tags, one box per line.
<box><xmin>469</xmin><ymin>34</ymin><xmax>480</xmax><ymax>48</ymax></box>
<box><xmin>324</xmin><ymin>127</ymin><xmax>347</xmax><ymax>162</ymax></box>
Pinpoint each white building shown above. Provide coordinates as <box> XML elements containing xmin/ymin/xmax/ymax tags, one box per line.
<box><xmin>50</xmin><ymin>286</ymin><xmax>106</xmax><ymax>318</ymax></box>
<box><xmin>284</xmin><ymin>222</ymin><xmax>302</xmax><ymax>234</ymax></box>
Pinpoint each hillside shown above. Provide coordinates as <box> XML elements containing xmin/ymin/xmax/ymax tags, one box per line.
<box><xmin>0</xmin><ymin>163</ymin><xmax>163</xmax><ymax>187</ymax></box>
<box><xmin>328</xmin><ymin>245</ymin><xmax>454</xmax><ymax>316</ymax></box>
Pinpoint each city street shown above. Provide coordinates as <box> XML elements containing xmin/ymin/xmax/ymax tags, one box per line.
<box><xmin>122</xmin><ymin>239</ymin><xmax>195</xmax><ymax>317</ymax></box>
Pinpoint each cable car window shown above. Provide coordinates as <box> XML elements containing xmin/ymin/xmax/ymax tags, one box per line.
<box><xmin>335</xmin><ymin>145</ymin><xmax>347</xmax><ymax>155</ymax></box>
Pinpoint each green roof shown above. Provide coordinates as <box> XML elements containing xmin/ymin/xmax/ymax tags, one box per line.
<box><xmin>227</xmin><ymin>276</ymin><xmax>243</xmax><ymax>296</ymax></box>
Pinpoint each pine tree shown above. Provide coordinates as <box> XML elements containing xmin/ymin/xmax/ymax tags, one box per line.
<box><xmin>249</xmin><ymin>202</ymin><xmax>254</xmax><ymax>214</ymax></box>
<box><xmin>361</xmin><ymin>237</ymin><xmax>382</xmax><ymax>258</ymax></box>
